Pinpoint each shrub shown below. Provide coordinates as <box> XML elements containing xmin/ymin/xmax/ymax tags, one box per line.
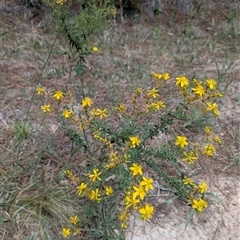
<box><xmin>35</xmin><ymin>0</ymin><xmax>223</xmax><ymax>238</ymax></box>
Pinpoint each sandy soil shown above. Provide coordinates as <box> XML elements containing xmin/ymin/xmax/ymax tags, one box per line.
<box><xmin>126</xmin><ymin>176</ymin><xmax>239</xmax><ymax>240</ymax></box>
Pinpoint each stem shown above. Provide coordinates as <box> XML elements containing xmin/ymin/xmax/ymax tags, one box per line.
<box><xmin>77</xmin><ymin>53</ymin><xmax>91</xmax><ymax>152</ymax></box>
<box><xmin>24</xmin><ymin>33</ymin><xmax>59</xmax><ymax>124</ymax></box>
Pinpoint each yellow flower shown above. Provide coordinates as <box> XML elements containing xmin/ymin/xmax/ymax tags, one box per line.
<box><xmin>192</xmin><ymin>85</ymin><xmax>205</xmax><ymax>98</ymax></box>
<box><xmin>76</xmin><ymin>182</ymin><xmax>87</xmax><ymax>195</ymax></box>
<box><xmin>53</xmin><ymin>90</ymin><xmax>64</xmax><ymax>101</ymax></box>
<box><xmin>105</xmin><ymin>186</ymin><xmax>113</xmax><ymax>196</ymax></box>
<box><xmin>148</xmin><ymin>101</ymin><xmax>166</xmax><ymax>111</ymax></box>
<box><xmin>109</xmin><ymin>151</ymin><xmax>118</xmax><ymax>162</ymax></box>
<box><xmin>152</xmin><ymin>72</ymin><xmax>169</xmax><ymax>81</ymax></box>
<box><xmin>214</xmin><ymin>92</ymin><xmax>224</xmax><ymax>98</ymax></box>
<box><xmin>152</xmin><ymin>72</ymin><xmax>162</xmax><ymax>80</ymax></box>
<box><xmin>163</xmin><ymin>72</ymin><xmax>170</xmax><ymax>81</ymax></box>
<box><xmin>147</xmin><ymin>88</ymin><xmax>159</xmax><ymax>98</ymax></box>
<box><xmin>88</xmin><ymin>168</ymin><xmax>102</xmax><ymax>182</ymax></box>
<box><xmin>135</xmin><ymin>87</ymin><xmax>142</xmax><ymax>95</ymax></box>
<box><xmin>176</xmin><ymin>76</ymin><xmax>189</xmax><ymax>88</ymax></box>
<box><xmin>204</xmin><ymin>126</ymin><xmax>212</xmax><ymax>135</ymax></box>
<box><xmin>203</xmin><ymin>144</ymin><xmax>216</xmax><ymax>156</ymax></box>
<box><xmin>140</xmin><ymin>176</ymin><xmax>154</xmax><ymax>192</ymax></box>
<box><xmin>62</xmin><ymin>228</ymin><xmax>71</xmax><ymax>238</ymax></box>
<box><xmin>193</xmin><ymin>79</ymin><xmax>202</xmax><ymax>86</ymax></box>
<box><xmin>62</xmin><ymin>109</ymin><xmax>73</xmax><ymax>118</ymax></box>
<box><xmin>175</xmin><ymin>136</ymin><xmax>188</xmax><ymax>149</ymax></box>
<box><xmin>182</xmin><ymin>151</ymin><xmax>197</xmax><ymax>165</ymax></box>
<box><xmin>129</xmin><ymin>163</ymin><xmax>143</xmax><ymax>176</ymax></box>
<box><xmin>90</xmin><ymin>108</ymin><xmax>108</xmax><ymax>119</ymax></box>
<box><xmin>121</xmin><ymin>222</ymin><xmax>127</xmax><ymax>229</ymax></box>
<box><xmin>129</xmin><ymin>136</ymin><xmax>141</xmax><ymax>148</ymax></box>
<box><xmin>105</xmin><ymin>162</ymin><xmax>116</xmax><ymax>170</ymax></box>
<box><xmin>67</xmin><ymin>170</ymin><xmax>78</xmax><ymax>184</ymax></box>
<box><xmin>133</xmin><ymin>185</ymin><xmax>146</xmax><ymax>200</ymax></box>
<box><xmin>41</xmin><ymin>104</ymin><xmax>51</xmax><ymax>113</ymax></box>
<box><xmin>191</xmin><ymin>198</ymin><xmax>208</xmax><ymax>212</ymax></box>
<box><xmin>206</xmin><ymin>79</ymin><xmax>217</xmax><ymax>90</ymax></box>
<box><xmin>197</xmin><ymin>182</ymin><xmax>207</xmax><ymax>194</ymax></box>
<box><xmin>199</xmin><ymin>198</ymin><xmax>208</xmax><ymax>209</ymax></box>
<box><xmin>89</xmin><ymin>188</ymin><xmax>101</xmax><ymax>202</ymax></box>
<box><xmin>64</xmin><ymin>170</ymin><xmax>71</xmax><ymax>176</ymax></box>
<box><xmin>206</xmin><ymin>102</ymin><xmax>220</xmax><ymax>117</ymax></box>
<box><xmin>118</xmin><ymin>210</ymin><xmax>129</xmax><ymax>229</ymax></box>
<box><xmin>81</xmin><ymin>97</ymin><xmax>92</xmax><ymax>108</ymax></box>
<box><xmin>182</xmin><ymin>177</ymin><xmax>195</xmax><ymax>186</ymax></box>
<box><xmin>139</xmin><ymin>203</ymin><xmax>154</xmax><ymax>220</ymax></box>
<box><xmin>36</xmin><ymin>86</ymin><xmax>46</xmax><ymax>95</ymax></box>
<box><xmin>115</xmin><ymin>103</ymin><xmax>126</xmax><ymax>113</ymax></box>
<box><xmin>70</xmin><ymin>215</ymin><xmax>79</xmax><ymax>225</ymax></box>
<box><xmin>118</xmin><ymin>209</ymin><xmax>129</xmax><ymax>222</ymax></box>
<box><xmin>92</xmin><ymin>46</ymin><xmax>98</xmax><ymax>52</ymax></box>
<box><xmin>206</xmin><ymin>102</ymin><xmax>215</xmax><ymax>111</ymax></box>
<box><xmin>124</xmin><ymin>192</ymin><xmax>140</xmax><ymax>209</ymax></box>
<box><xmin>212</xmin><ymin>136</ymin><xmax>222</xmax><ymax>144</ymax></box>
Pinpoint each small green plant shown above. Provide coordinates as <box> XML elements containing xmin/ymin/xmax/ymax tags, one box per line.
<box><xmin>12</xmin><ymin>120</ymin><xmax>31</xmax><ymax>142</ymax></box>
<box><xmin>43</xmin><ymin>0</ymin><xmax>113</xmax><ymax>56</ymax></box>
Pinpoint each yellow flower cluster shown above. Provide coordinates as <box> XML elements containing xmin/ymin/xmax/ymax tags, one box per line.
<box><xmin>152</xmin><ymin>72</ymin><xmax>170</xmax><ymax>81</ymax></box>
<box><xmin>202</xmin><ymin>125</ymin><xmax>222</xmax><ymax>156</ymax></box>
<box><xmin>175</xmin><ymin>125</ymin><xmax>221</xmax><ymax>165</ymax></box>
<box><xmin>74</xmin><ymin>167</ymin><xmax>113</xmax><ymax>203</ymax></box>
<box><xmin>174</xmin><ymin>125</ymin><xmax>221</xmax><ymax>214</ymax></box>
<box><xmin>174</xmin><ymin>133</ymin><xmax>217</xmax><ymax>213</ymax></box>
<box><xmin>90</xmin><ymin>108</ymin><xmax>108</xmax><ymax>120</ymax></box>
<box><xmin>183</xmin><ymin>177</ymin><xmax>208</xmax><ymax>212</ymax></box>
<box><xmin>120</xmin><ymin>163</ymin><xmax>154</xmax><ymax>227</ymax></box>
<box><xmin>64</xmin><ymin>162</ymin><xmax>113</xmax><ymax>208</ymax></box>
<box><xmin>38</xmin><ymin>71</ymin><xmax>222</xmax><ymax>234</ymax></box>
<box><xmin>175</xmin><ymin>135</ymin><xmax>198</xmax><ymax>165</ymax></box>
<box><xmin>191</xmin><ymin>198</ymin><xmax>208</xmax><ymax>212</ymax></box>
<box><xmin>37</xmin><ymin>88</ymin><xmax>109</xmax><ymax>132</ymax></box>
<box><xmin>175</xmin><ymin>76</ymin><xmax>223</xmax><ymax>117</ymax></box>
<box><xmin>64</xmin><ymin>132</ymin><xmax>153</xmax><ymax>229</ymax></box>
<box><xmin>64</xmin><ymin>170</ymin><xmax>79</xmax><ymax>184</ymax></box>
<box><xmin>61</xmin><ymin>215</ymin><xmax>80</xmax><ymax>238</ymax></box>
<box><xmin>116</xmin><ymin>72</ymin><xmax>169</xmax><ymax>116</ymax></box>
<box><xmin>68</xmin><ymin>129</ymin><xmax>153</xmax><ymax>228</ymax></box>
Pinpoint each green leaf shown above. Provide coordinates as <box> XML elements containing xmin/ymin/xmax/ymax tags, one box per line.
<box><xmin>0</xmin><ymin>217</ymin><xmax>10</xmax><ymax>223</ymax></box>
<box><xmin>74</xmin><ymin>62</ymin><xmax>85</xmax><ymax>77</ymax></box>
<box><xmin>205</xmin><ymin>192</ymin><xmax>221</xmax><ymax>203</ymax></box>
<box><xmin>185</xmin><ymin>209</ymin><xmax>195</xmax><ymax>229</ymax></box>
